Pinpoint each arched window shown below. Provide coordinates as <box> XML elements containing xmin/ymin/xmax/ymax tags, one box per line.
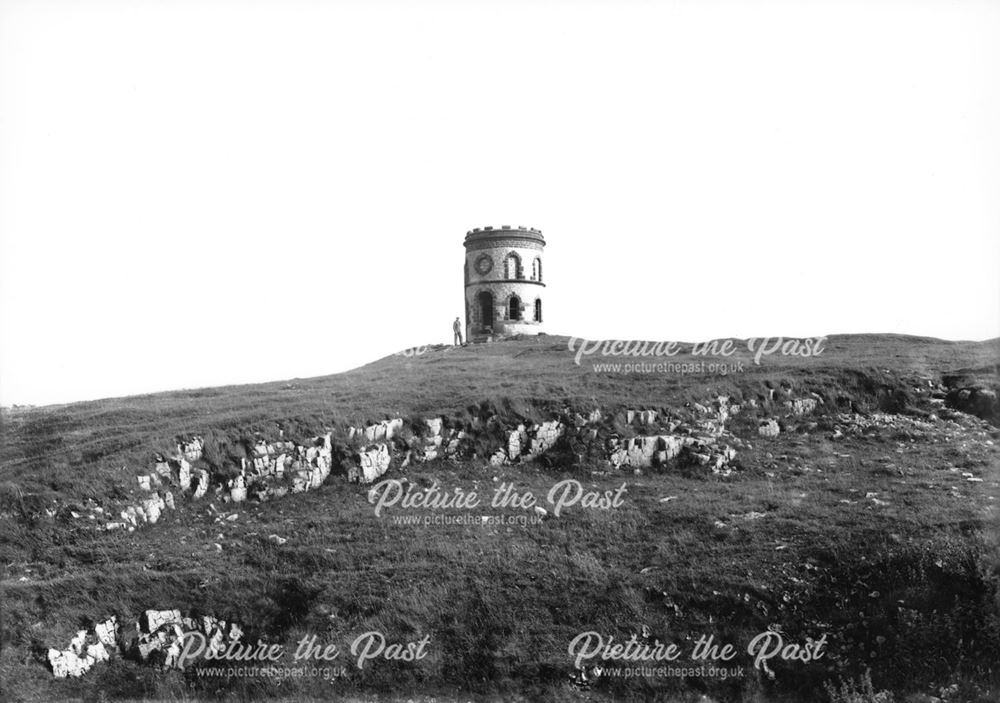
<box><xmin>508</xmin><ymin>295</ymin><xmax>522</xmax><ymax>321</ymax></box>
<box><xmin>504</xmin><ymin>253</ymin><xmax>522</xmax><ymax>280</ymax></box>
<box><xmin>534</xmin><ymin>298</ymin><xmax>542</xmax><ymax>322</ymax></box>
<box><xmin>532</xmin><ymin>257</ymin><xmax>542</xmax><ymax>282</ymax></box>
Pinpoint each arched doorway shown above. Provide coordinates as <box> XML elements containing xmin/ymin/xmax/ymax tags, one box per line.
<box><xmin>477</xmin><ymin>291</ymin><xmax>494</xmax><ymax>330</ymax></box>
<box><xmin>509</xmin><ymin>295</ymin><xmax>522</xmax><ymax>321</ymax></box>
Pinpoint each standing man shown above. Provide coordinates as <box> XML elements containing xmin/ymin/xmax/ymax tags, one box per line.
<box><xmin>453</xmin><ymin>317</ymin><xmax>463</xmax><ymax>346</ymax></box>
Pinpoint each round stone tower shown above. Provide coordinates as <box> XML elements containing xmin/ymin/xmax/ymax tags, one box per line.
<box><xmin>463</xmin><ymin>225</ymin><xmax>546</xmax><ymax>343</ymax></box>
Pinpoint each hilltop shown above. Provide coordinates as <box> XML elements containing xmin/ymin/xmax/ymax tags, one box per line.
<box><xmin>1</xmin><ymin>334</ymin><xmax>998</xmax><ymax>702</ymax></box>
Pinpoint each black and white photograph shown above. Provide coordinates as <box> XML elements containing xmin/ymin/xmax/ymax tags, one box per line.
<box><xmin>1</xmin><ymin>1</ymin><xmax>998</xmax><ymax>701</ymax></box>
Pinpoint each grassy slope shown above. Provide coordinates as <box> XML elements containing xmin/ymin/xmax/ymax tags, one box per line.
<box><xmin>1</xmin><ymin>334</ymin><xmax>999</xmax><ymax>702</ymax></box>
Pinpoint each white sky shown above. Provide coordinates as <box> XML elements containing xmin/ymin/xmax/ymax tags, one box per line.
<box><xmin>1</xmin><ymin>0</ymin><xmax>998</xmax><ymax>406</ymax></box>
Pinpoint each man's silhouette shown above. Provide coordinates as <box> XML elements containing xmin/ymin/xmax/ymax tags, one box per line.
<box><xmin>453</xmin><ymin>317</ymin><xmax>463</xmax><ymax>346</ymax></box>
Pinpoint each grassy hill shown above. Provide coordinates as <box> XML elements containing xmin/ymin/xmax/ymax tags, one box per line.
<box><xmin>1</xmin><ymin>334</ymin><xmax>999</xmax><ymax>702</ymax></box>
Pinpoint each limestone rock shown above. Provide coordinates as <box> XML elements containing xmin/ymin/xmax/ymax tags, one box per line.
<box><xmin>229</xmin><ymin>475</ymin><xmax>246</xmax><ymax>503</ymax></box>
<box><xmin>49</xmin><ymin>646</ymin><xmax>92</xmax><ymax>678</ymax></box>
<box><xmin>527</xmin><ymin>420</ymin><xmax>563</xmax><ymax>456</ymax></box>
<box><xmin>192</xmin><ymin>469</ymin><xmax>209</xmax><ymax>499</ymax></box>
<box><xmin>177</xmin><ymin>436</ymin><xmax>204</xmax><ymax>463</ymax></box>
<box><xmin>758</xmin><ymin>419</ymin><xmax>780</xmax><ymax>438</ymax></box>
<box><xmin>177</xmin><ymin>458</ymin><xmax>191</xmax><ymax>491</ymax></box>
<box><xmin>353</xmin><ymin>444</ymin><xmax>391</xmax><ymax>484</ymax></box>
<box><xmin>48</xmin><ymin>609</ymin><xmax>252</xmax><ymax>677</ymax></box>
<box><xmin>507</xmin><ymin>426</ymin><xmax>526</xmax><ymax>460</ymax></box>
<box><xmin>142</xmin><ymin>609</ymin><xmax>182</xmax><ymax>634</ymax></box>
<box><xmin>95</xmin><ymin>617</ymin><xmax>118</xmax><ymax>647</ymax></box>
<box><xmin>784</xmin><ymin>398</ymin><xmax>818</xmax><ymax>416</ymax></box>
<box><xmin>143</xmin><ymin>494</ymin><xmax>166</xmax><ymax>524</ymax></box>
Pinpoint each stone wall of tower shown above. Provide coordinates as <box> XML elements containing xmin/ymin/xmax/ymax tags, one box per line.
<box><xmin>463</xmin><ymin>226</ymin><xmax>546</xmax><ymax>342</ymax></box>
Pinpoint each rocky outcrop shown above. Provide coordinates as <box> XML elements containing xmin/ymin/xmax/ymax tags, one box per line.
<box><xmin>192</xmin><ymin>469</ymin><xmax>209</xmax><ymax>499</ymax></box>
<box><xmin>758</xmin><ymin>419</ymin><xmax>781</xmax><ymax>438</ymax></box>
<box><xmin>349</xmin><ymin>418</ymin><xmax>404</xmax><ymax>443</ymax></box>
<box><xmin>607</xmin><ymin>433</ymin><xmax>737</xmax><ymax>475</ymax></box>
<box><xmin>411</xmin><ymin>420</ymin><xmax>468</xmax><ymax>463</ymax></box>
<box><xmin>349</xmin><ymin>444</ymin><xmax>392</xmax><ymax>484</ymax></box>
<box><xmin>109</xmin><ymin>432</ymin><xmax>335</xmax><ymax>530</ymax></box>
<box><xmin>48</xmin><ymin>623</ymin><xmax>114</xmax><ymax>678</ymax></box>
<box><xmin>47</xmin><ymin>610</ymin><xmax>248</xmax><ymax>678</ymax></box>
<box><xmin>946</xmin><ymin>386</ymin><xmax>999</xmax><ymax>426</ymax></box>
<box><xmin>108</xmin><ymin>491</ymin><xmax>172</xmax><ymax>531</ymax></box>
<box><xmin>100</xmin><ymin>391</ymin><xmax>837</xmax><ymax>531</ymax></box>
<box><xmin>626</xmin><ymin>409</ymin><xmax>658</xmax><ymax>425</ymax></box>
<box><xmin>784</xmin><ymin>397</ymin><xmax>819</xmax><ymax>416</ymax></box>
<box><xmin>487</xmin><ymin>420</ymin><xmax>567</xmax><ymax>465</ymax></box>
<box><xmin>177</xmin><ymin>437</ymin><xmax>204</xmax><ymax>463</ymax></box>
<box><xmin>528</xmin><ymin>420</ymin><xmax>564</xmax><ymax>457</ymax></box>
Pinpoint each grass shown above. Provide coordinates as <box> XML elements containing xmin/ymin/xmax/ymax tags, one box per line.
<box><xmin>1</xmin><ymin>333</ymin><xmax>999</xmax><ymax>702</ymax></box>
